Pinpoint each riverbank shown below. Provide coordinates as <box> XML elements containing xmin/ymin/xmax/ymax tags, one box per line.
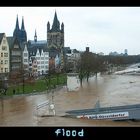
<box><xmin>0</xmin><ymin>73</ymin><xmax>67</xmax><ymax>97</ymax></box>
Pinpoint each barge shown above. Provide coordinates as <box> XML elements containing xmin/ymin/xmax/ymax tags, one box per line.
<box><xmin>65</xmin><ymin>101</ymin><xmax>140</xmax><ymax>121</ymax></box>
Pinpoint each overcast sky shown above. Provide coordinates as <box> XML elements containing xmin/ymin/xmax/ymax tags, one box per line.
<box><xmin>1</xmin><ymin>7</ymin><xmax>140</xmax><ymax>55</ymax></box>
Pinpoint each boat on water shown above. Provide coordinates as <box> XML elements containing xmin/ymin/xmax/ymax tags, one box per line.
<box><xmin>65</xmin><ymin>101</ymin><xmax>140</xmax><ymax>121</ymax></box>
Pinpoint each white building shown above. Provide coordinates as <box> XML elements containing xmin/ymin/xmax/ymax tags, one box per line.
<box><xmin>0</xmin><ymin>33</ymin><xmax>10</xmax><ymax>74</ymax></box>
<box><xmin>36</xmin><ymin>49</ymin><xmax>49</xmax><ymax>75</ymax></box>
<box><xmin>27</xmin><ymin>31</ymin><xmax>49</xmax><ymax>76</ymax></box>
<box><xmin>67</xmin><ymin>73</ymin><xmax>80</xmax><ymax>91</ymax></box>
<box><xmin>23</xmin><ymin>43</ymin><xmax>29</xmax><ymax>71</ymax></box>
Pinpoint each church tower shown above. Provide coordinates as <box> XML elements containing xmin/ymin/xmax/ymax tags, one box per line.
<box><xmin>34</xmin><ymin>29</ymin><xmax>37</xmax><ymax>42</ymax></box>
<box><xmin>13</xmin><ymin>15</ymin><xmax>20</xmax><ymax>42</ymax></box>
<box><xmin>20</xmin><ymin>16</ymin><xmax>27</xmax><ymax>43</ymax></box>
<box><xmin>47</xmin><ymin>11</ymin><xmax>64</xmax><ymax>49</ymax></box>
<box><xmin>13</xmin><ymin>15</ymin><xmax>27</xmax><ymax>44</ymax></box>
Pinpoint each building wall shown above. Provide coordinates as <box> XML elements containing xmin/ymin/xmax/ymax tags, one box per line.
<box><xmin>47</xmin><ymin>32</ymin><xmax>64</xmax><ymax>49</ymax></box>
<box><xmin>32</xmin><ymin>58</ymin><xmax>38</xmax><ymax>77</ymax></box>
<box><xmin>36</xmin><ymin>49</ymin><xmax>49</xmax><ymax>75</ymax></box>
<box><xmin>23</xmin><ymin>43</ymin><xmax>29</xmax><ymax>71</ymax></box>
<box><xmin>10</xmin><ymin>42</ymin><xmax>22</xmax><ymax>72</ymax></box>
<box><xmin>67</xmin><ymin>73</ymin><xmax>80</xmax><ymax>91</ymax></box>
<box><xmin>0</xmin><ymin>34</ymin><xmax>10</xmax><ymax>74</ymax></box>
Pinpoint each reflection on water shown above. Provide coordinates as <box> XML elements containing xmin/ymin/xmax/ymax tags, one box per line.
<box><xmin>1</xmin><ymin>74</ymin><xmax>140</xmax><ymax>126</ymax></box>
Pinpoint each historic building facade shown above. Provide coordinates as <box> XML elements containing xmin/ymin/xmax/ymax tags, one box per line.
<box><xmin>7</xmin><ymin>36</ymin><xmax>22</xmax><ymax>72</ymax></box>
<box><xmin>47</xmin><ymin>11</ymin><xmax>65</xmax><ymax>71</ymax></box>
<box><xmin>22</xmin><ymin>43</ymin><xmax>29</xmax><ymax>71</ymax></box>
<box><xmin>28</xmin><ymin>30</ymin><xmax>49</xmax><ymax>76</ymax></box>
<box><xmin>0</xmin><ymin>33</ymin><xmax>10</xmax><ymax>74</ymax></box>
<box><xmin>47</xmin><ymin>11</ymin><xmax>64</xmax><ymax>49</ymax></box>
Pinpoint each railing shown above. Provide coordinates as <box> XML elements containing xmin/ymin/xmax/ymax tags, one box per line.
<box><xmin>36</xmin><ymin>100</ymin><xmax>49</xmax><ymax>110</ymax></box>
<box><xmin>35</xmin><ymin>99</ymin><xmax>56</xmax><ymax>119</ymax></box>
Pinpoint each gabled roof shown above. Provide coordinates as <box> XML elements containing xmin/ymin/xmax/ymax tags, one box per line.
<box><xmin>7</xmin><ymin>36</ymin><xmax>14</xmax><ymax>48</ymax></box>
<box><xmin>0</xmin><ymin>33</ymin><xmax>5</xmax><ymax>44</ymax></box>
<box><xmin>28</xmin><ymin>40</ymin><xmax>49</xmax><ymax>57</ymax></box>
<box><xmin>7</xmin><ymin>36</ymin><xmax>21</xmax><ymax>49</ymax></box>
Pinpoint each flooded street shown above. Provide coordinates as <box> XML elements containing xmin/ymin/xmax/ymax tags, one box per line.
<box><xmin>1</xmin><ymin>73</ymin><xmax>140</xmax><ymax>126</ymax></box>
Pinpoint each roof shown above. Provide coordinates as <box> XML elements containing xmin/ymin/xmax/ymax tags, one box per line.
<box><xmin>0</xmin><ymin>33</ymin><xmax>5</xmax><ymax>44</ymax></box>
<box><xmin>63</xmin><ymin>47</ymin><xmax>71</xmax><ymax>54</ymax></box>
<box><xmin>7</xmin><ymin>37</ymin><xmax>15</xmax><ymax>48</ymax></box>
<box><xmin>28</xmin><ymin>40</ymin><xmax>49</xmax><ymax>57</ymax></box>
<box><xmin>7</xmin><ymin>36</ymin><xmax>21</xmax><ymax>49</ymax></box>
<box><xmin>28</xmin><ymin>40</ymin><xmax>47</xmax><ymax>45</ymax></box>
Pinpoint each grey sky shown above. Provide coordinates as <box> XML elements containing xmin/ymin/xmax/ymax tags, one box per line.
<box><xmin>0</xmin><ymin>7</ymin><xmax>140</xmax><ymax>55</ymax></box>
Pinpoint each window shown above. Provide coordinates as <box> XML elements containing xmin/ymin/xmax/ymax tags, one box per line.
<box><xmin>14</xmin><ymin>45</ymin><xmax>19</xmax><ymax>49</ymax></box>
<box><xmin>1</xmin><ymin>53</ymin><xmax>3</xmax><ymax>57</ymax></box>
<box><xmin>24</xmin><ymin>59</ymin><xmax>28</xmax><ymax>62</ymax></box>
<box><xmin>4</xmin><ymin>53</ymin><xmax>8</xmax><ymax>57</ymax></box>
<box><xmin>2</xmin><ymin>46</ymin><xmax>7</xmax><ymax>50</ymax></box>
<box><xmin>3</xmin><ymin>39</ymin><xmax>6</xmax><ymax>44</ymax></box>
<box><xmin>24</xmin><ymin>53</ymin><xmax>28</xmax><ymax>57</ymax></box>
<box><xmin>5</xmin><ymin>68</ymin><xmax>8</xmax><ymax>72</ymax></box>
<box><xmin>5</xmin><ymin>60</ymin><xmax>8</xmax><ymax>64</ymax></box>
<box><xmin>12</xmin><ymin>51</ymin><xmax>20</xmax><ymax>55</ymax></box>
<box><xmin>1</xmin><ymin>68</ymin><xmax>3</xmax><ymax>72</ymax></box>
<box><xmin>1</xmin><ymin>60</ymin><xmax>3</xmax><ymax>64</ymax></box>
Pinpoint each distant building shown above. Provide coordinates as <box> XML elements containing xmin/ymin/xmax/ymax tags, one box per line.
<box><xmin>109</xmin><ymin>51</ymin><xmax>119</xmax><ymax>56</ymax></box>
<box><xmin>0</xmin><ymin>33</ymin><xmax>10</xmax><ymax>75</ymax></box>
<box><xmin>98</xmin><ymin>52</ymin><xmax>104</xmax><ymax>56</ymax></box>
<box><xmin>47</xmin><ymin>11</ymin><xmax>64</xmax><ymax>49</ymax></box>
<box><xmin>86</xmin><ymin>47</ymin><xmax>89</xmax><ymax>52</ymax></box>
<box><xmin>22</xmin><ymin>43</ymin><xmax>29</xmax><ymax>71</ymax></box>
<box><xmin>124</xmin><ymin>49</ymin><xmax>128</xmax><ymax>56</ymax></box>
<box><xmin>65</xmin><ymin>48</ymin><xmax>81</xmax><ymax>72</ymax></box>
<box><xmin>7</xmin><ymin>36</ymin><xmax>22</xmax><ymax>72</ymax></box>
<box><xmin>28</xmin><ymin>30</ymin><xmax>49</xmax><ymax>76</ymax></box>
<box><xmin>13</xmin><ymin>15</ymin><xmax>27</xmax><ymax>44</ymax></box>
<box><xmin>109</xmin><ymin>50</ymin><xmax>128</xmax><ymax>56</ymax></box>
<box><xmin>47</xmin><ymin>11</ymin><xmax>65</xmax><ymax>71</ymax></box>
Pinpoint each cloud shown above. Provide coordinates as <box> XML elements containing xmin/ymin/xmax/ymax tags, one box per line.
<box><xmin>1</xmin><ymin>7</ymin><xmax>140</xmax><ymax>55</ymax></box>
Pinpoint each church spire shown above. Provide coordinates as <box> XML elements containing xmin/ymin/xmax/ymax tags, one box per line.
<box><xmin>51</xmin><ymin>11</ymin><xmax>60</xmax><ymax>32</ymax></box>
<box><xmin>47</xmin><ymin>21</ymin><xmax>50</xmax><ymax>31</ymax></box>
<box><xmin>34</xmin><ymin>29</ymin><xmax>37</xmax><ymax>42</ymax></box>
<box><xmin>21</xmin><ymin>16</ymin><xmax>25</xmax><ymax>30</ymax></box>
<box><xmin>61</xmin><ymin>22</ymin><xmax>64</xmax><ymax>32</ymax></box>
<box><xmin>15</xmin><ymin>15</ymin><xmax>19</xmax><ymax>30</ymax></box>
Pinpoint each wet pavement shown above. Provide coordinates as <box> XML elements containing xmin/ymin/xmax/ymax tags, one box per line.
<box><xmin>1</xmin><ymin>73</ymin><xmax>140</xmax><ymax>126</ymax></box>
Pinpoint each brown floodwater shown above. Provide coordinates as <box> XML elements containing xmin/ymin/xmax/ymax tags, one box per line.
<box><xmin>1</xmin><ymin>74</ymin><xmax>140</xmax><ymax>126</ymax></box>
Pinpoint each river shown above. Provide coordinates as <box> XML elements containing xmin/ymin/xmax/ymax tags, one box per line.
<box><xmin>0</xmin><ymin>73</ymin><xmax>140</xmax><ymax>126</ymax></box>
